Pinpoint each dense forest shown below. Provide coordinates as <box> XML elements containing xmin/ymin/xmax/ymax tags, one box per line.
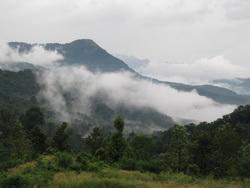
<box><xmin>0</xmin><ymin>104</ymin><xmax>250</xmax><ymax>187</ymax></box>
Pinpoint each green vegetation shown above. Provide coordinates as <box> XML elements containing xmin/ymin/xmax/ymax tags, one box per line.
<box><xmin>1</xmin><ymin>105</ymin><xmax>250</xmax><ymax>187</ymax></box>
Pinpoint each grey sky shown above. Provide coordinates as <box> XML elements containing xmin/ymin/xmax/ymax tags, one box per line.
<box><xmin>1</xmin><ymin>0</ymin><xmax>250</xmax><ymax>66</ymax></box>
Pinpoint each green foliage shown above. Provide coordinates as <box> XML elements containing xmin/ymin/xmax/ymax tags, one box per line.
<box><xmin>114</xmin><ymin>116</ymin><xmax>124</xmax><ymax>133</ymax></box>
<box><xmin>127</xmin><ymin>134</ymin><xmax>157</xmax><ymax>160</ymax></box>
<box><xmin>86</xmin><ymin>127</ymin><xmax>105</xmax><ymax>159</ymax></box>
<box><xmin>2</xmin><ymin>101</ymin><xmax>250</xmax><ymax>185</ymax></box>
<box><xmin>164</xmin><ymin>125</ymin><xmax>191</xmax><ymax>173</ymax></box>
<box><xmin>119</xmin><ymin>159</ymin><xmax>164</xmax><ymax>173</ymax></box>
<box><xmin>106</xmin><ymin>116</ymin><xmax>126</xmax><ymax>162</ymax></box>
<box><xmin>53</xmin><ymin>122</ymin><xmax>69</xmax><ymax>151</ymax></box>
<box><xmin>21</xmin><ymin>107</ymin><xmax>45</xmax><ymax>132</ymax></box>
<box><xmin>75</xmin><ymin>153</ymin><xmax>107</xmax><ymax>172</ymax></box>
<box><xmin>0</xmin><ymin>175</ymin><xmax>31</xmax><ymax>188</ymax></box>
<box><xmin>238</xmin><ymin>144</ymin><xmax>250</xmax><ymax>177</ymax></box>
<box><xmin>57</xmin><ymin>152</ymin><xmax>73</xmax><ymax>169</ymax></box>
<box><xmin>30</xmin><ymin>126</ymin><xmax>48</xmax><ymax>154</ymax></box>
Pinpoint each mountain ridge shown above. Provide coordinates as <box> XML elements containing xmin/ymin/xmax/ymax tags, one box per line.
<box><xmin>7</xmin><ymin>39</ymin><xmax>250</xmax><ymax>105</ymax></box>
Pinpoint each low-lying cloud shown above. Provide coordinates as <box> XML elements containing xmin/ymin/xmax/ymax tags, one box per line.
<box><xmin>37</xmin><ymin>66</ymin><xmax>236</xmax><ymax>122</ymax></box>
<box><xmin>124</xmin><ymin>55</ymin><xmax>250</xmax><ymax>84</ymax></box>
<box><xmin>0</xmin><ymin>42</ymin><xmax>63</xmax><ymax>68</ymax></box>
<box><xmin>0</xmin><ymin>43</ymin><xmax>236</xmax><ymax>123</ymax></box>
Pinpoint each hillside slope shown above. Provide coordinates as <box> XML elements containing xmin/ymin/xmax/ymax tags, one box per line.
<box><xmin>8</xmin><ymin>39</ymin><xmax>250</xmax><ymax>105</ymax></box>
<box><xmin>0</xmin><ymin>69</ymin><xmax>174</xmax><ymax>132</ymax></box>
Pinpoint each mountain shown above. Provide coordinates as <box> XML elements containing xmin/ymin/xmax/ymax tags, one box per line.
<box><xmin>9</xmin><ymin>39</ymin><xmax>134</xmax><ymax>73</ymax></box>
<box><xmin>0</xmin><ymin>69</ymin><xmax>174</xmax><ymax>133</ymax></box>
<box><xmin>212</xmin><ymin>78</ymin><xmax>250</xmax><ymax>95</ymax></box>
<box><xmin>116</xmin><ymin>54</ymin><xmax>150</xmax><ymax>70</ymax></box>
<box><xmin>7</xmin><ymin>39</ymin><xmax>250</xmax><ymax>105</ymax></box>
<box><xmin>0</xmin><ymin>69</ymin><xmax>39</xmax><ymax>110</ymax></box>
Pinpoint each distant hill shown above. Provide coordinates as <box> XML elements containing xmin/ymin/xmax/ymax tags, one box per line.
<box><xmin>0</xmin><ymin>69</ymin><xmax>39</xmax><ymax>110</ymax></box>
<box><xmin>212</xmin><ymin>78</ymin><xmax>250</xmax><ymax>95</ymax></box>
<box><xmin>9</xmin><ymin>39</ymin><xmax>134</xmax><ymax>73</ymax></box>
<box><xmin>8</xmin><ymin>39</ymin><xmax>250</xmax><ymax>105</ymax></box>
<box><xmin>0</xmin><ymin>69</ymin><xmax>174</xmax><ymax>133</ymax></box>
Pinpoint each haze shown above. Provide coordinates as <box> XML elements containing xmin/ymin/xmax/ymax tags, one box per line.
<box><xmin>1</xmin><ymin>0</ymin><xmax>250</xmax><ymax>69</ymax></box>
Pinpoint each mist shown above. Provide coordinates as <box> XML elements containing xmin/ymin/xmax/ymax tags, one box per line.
<box><xmin>37</xmin><ymin>65</ymin><xmax>236</xmax><ymax>122</ymax></box>
<box><xmin>0</xmin><ymin>42</ymin><xmax>63</xmax><ymax>69</ymax></box>
<box><xmin>121</xmin><ymin>55</ymin><xmax>250</xmax><ymax>84</ymax></box>
<box><xmin>0</xmin><ymin>43</ymin><xmax>236</xmax><ymax>123</ymax></box>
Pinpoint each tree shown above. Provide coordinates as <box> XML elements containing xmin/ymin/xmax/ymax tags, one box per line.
<box><xmin>30</xmin><ymin>126</ymin><xmax>47</xmax><ymax>154</ymax></box>
<box><xmin>211</xmin><ymin>126</ymin><xmax>241</xmax><ymax>177</ymax></box>
<box><xmin>114</xmin><ymin>116</ymin><xmax>124</xmax><ymax>133</ymax></box>
<box><xmin>86</xmin><ymin>127</ymin><xmax>104</xmax><ymax>157</ymax></box>
<box><xmin>107</xmin><ymin>116</ymin><xmax>126</xmax><ymax>162</ymax></box>
<box><xmin>0</xmin><ymin>109</ymin><xmax>17</xmax><ymax>136</ymax></box>
<box><xmin>0</xmin><ymin>110</ymin><xmax>31</xmax><ymax>165</ymax></box>
<box><xmin>165</xmin><ymin>125</ymin><xmax>190</xmax><ymax>173</ymax></box>
<box><xmin>21</xmin><ymin>107</ymin><xmax>45</xmax><ymax>132</ymax></box>
<box><xmin>193</xmin><ymin>134</ymin><xmax>213</xmax><ymax>175</ymax></box>
<box><xmin>238</xmin><ymin>143</ymin><xmax>250</xmax><ymax>178</ymax></box>
<box><xmin>129</xmin><ymin>135</ymin><xmax>155</xmax><ymax>160</ymax></box>
<box><xmin>53</xmin><ymin>122</ymin><xmax>69</xmax><ymax>151</ymax></box>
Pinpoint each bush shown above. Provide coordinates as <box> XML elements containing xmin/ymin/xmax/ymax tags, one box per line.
<box><xmin>75</xmin><ymin>153</ymin><xmax>107</xmax><ymax>172</ymax></box>
<box><xmin>0</xmin><ymin>159</ymin><xmax>24</xmax><ymax>170</ymax></box>
<box><xmin>77</xmin><ymin>178</ymin><xmax>139</xmax><ymax>188</ymax></box>
<box><xmin>119</xmin><ymin>159</ymin><xmax>142</xmax><ymax>171</ymax></box>
<box><xmin>119</xmin><ymin>159</ymin><xmax>163</xmax><ymax>173</ymax></box>
<box><xmin>1</xmin><ymin>175</ymin><xmax>31</xmax><ymax>188</ymax></box>
<box><xmin>57</xmin><ymin>152</ymin><xmax>73</xmax><ymax>169</ymax></box>
<box><xmin>37</xmin><ymin>155</ymin><xmax>58</xmax><ymax>171</ymax></box>
<box><xmin>140</xmin><ymin>160</ymin><xmax>163</xmax><ymax>173</ymax></box>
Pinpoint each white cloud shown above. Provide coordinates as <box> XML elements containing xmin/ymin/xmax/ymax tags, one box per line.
<box><xmin>37</xmin><ymin>65</ymin><xmax>235</xmax><ymax>122</ymax></box>
<box><xmin>0</xmin><ymin>42</ymin><xmax>63</xmax><ymax>67</ymax></box>
<box><xmin>135</xmin><ymin>56</ymin><xmax>250</xmax><ymax>84</ymax></box>
<box><xmin>0</xmin><ymin>0</ymin><xmax>249</xmax><ymax>65</ymax></box>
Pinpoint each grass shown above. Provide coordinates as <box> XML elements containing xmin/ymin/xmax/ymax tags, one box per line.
<box><xmin>1</xmin><ymin>155</ymin><xmax>250</xmax><ymax>188</ymax></box>
<box><xmin>50</xmin><ymin>169</ymin><xmax>249</xmax><ymax>188</ymax></box>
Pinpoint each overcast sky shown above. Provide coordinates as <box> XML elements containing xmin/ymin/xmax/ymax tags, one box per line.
<box><xmin>1</xmin><ymin>0</ymin><xmax>250</xmax><ymax>76</ymax></box>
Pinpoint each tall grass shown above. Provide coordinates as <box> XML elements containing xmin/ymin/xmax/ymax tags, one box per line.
<box><xmin>2</xmin><ymin>155</ymin><xmax>249</xmax><ymax>188</ymax></box>
<box><xmin>50</xmin><ymin>169</ymin><xmax>248</xmax><ymax>188</ymax></box>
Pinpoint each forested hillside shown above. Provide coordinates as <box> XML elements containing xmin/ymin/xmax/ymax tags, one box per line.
<box><xmin>0</xmin><ymin>69</ymin><xmax>174</xmax><ymax>134</ymax></box>
<box><xmin>0</xmin><ymin>105</ymin><xmax>250</xmax><ymax>187</ymax></box>
<box><xmin>0</xmin><ymin>69</ymin><xmax>39</xmax><ymax>111</ymax></box>
<box><xmin>8</xmin><ymin>39</ymin><xmax>250</xmax><ymax>105</ymax></box>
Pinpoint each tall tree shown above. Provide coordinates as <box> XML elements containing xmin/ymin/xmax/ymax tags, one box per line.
<box><xmin>238</xmin><ymin>143</ymin><xmax>250</xmax><ymax>178</ymax></box>
<box><xmin>165</xmin><ymin>125</ymin><xmax>190</xmax><ymax>173</ymax></box>
<box><xmin>21</xmin><ymin>107</ymin><xmax>45</xmax><ymax>132</ymax></box>
<box><xmin>107</xmin><ymin>116</ymin><xmax>126</xmax><ymax>162</ymax></box>
<box><xmin>53</xmin><ymin>122</ymin><xmax>69</xmax><ymax>151</ymax></box>
<box><xmin>30</xmin><ymin>126</ymin><xmax>47</xmax><ymax>154</ymax></box>
<box><xmin>86</xmin><ymin>127</ymin><xmax>104</xmax><ymax>157</ymax></box>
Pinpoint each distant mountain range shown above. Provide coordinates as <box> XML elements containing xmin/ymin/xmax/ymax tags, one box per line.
<box><xmin>8</xmin><ymin>39</ymin><xmax>250</xmax><ymax>105</ymax></box>
<box><xmin>1</xmin><ymin>39</ymin><xmax>250</xmax><ymax>133</ymax></box>
<box><xmin>212</xmin><ymin>78</ymin><xmax>250</xmax><ymax>95</ymax></box>
<box><xmin>0</xmin><ymin>69</ymin><xmax>174</xmax><ymax>134</ymax></box>
<box><xmin>8</xmin><ymin>39</ymin><xmax>134</xmax><ymax>73</ymax></box>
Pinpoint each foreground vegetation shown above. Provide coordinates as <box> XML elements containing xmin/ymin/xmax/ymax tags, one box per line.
<box><xmin>1</xmin><ymin>105</ymin><xmax>250</xmax><ymax>187</ymax></box>
<box><xmin>1</xmin><ymin>154</ymin><xmax>249</xmax><ymax>188</ymax></box>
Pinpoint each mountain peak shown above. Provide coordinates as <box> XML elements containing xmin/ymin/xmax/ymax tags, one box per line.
<box><xmin>66</xmin><ymin>39</ymin><xmax>100</xmax><ymax>48</ymax></box>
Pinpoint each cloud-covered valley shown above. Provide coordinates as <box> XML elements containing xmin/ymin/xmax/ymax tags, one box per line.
<box><xmin>0</xmin><ymin>42</ymin><xmax>63</xmax><ymax>68</ymax></box>
<box><xmin>0</xmin><ymin>43</ymin><xmax>236</xmax><ymax>123</ymax></box>
<box><xmin>120</xmin><ymin>55</ymin><xmax>250</xmax><ymax>85</ymax></box>
<box><xmin>37</xmin><ymin>65</ymin><xmax>235</xmax><ymax>122</ymax></box>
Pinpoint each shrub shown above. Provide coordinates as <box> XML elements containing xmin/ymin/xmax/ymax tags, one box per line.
<box><xmin>57</xmin><ymin>152</ymin><xmax>73</xmax><ymax>169</ymax></box>
<box><xmin>119</xmin><ymin>159</ymin><xmax>163</xmax><ymax>173</ymax></box>
<box><xmin>37</xmin><ymin>155</ymin><xmax>58</xmax><ymax>171</ymax></box>
<box><xmin>140</xmin><ymin>160</ymin><xmax>163</xmax><ymax>173</ymax></box>
<box><xmin>119</xmin><ymin>159</ymin><xmax>142</xmax><ymax>171</ymax></box>
<box><xmin>1</xmin><ymin>175</ymin><xmax>31</xmax><ymax>188</ymax></box>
